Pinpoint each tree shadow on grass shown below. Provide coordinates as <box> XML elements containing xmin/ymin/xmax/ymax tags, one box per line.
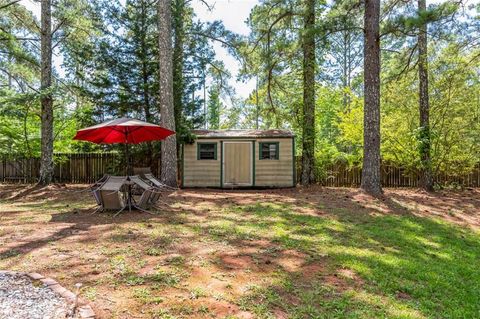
<box><xmin>0</xmin><ymin>184</ymin><xmax>46</xmax><ymax>200</ymax></box>
<box><xmin>1</xmin><ymin>183</ymin><xmax>72</xmax><ymax>201</ymax></box>
<box><xmin>167</xmin><ymin>189</ymin><xmax>480</xmax><ymax>318</ymax></box>
<box><xmin>222</xmin><ymin>195</ymin><xmax>480</xmax><ymax>318</ymax></box>
<box><xmin>59</xmin><ymin>187</ymin><xmax>480</xmax><ymax>318</ymax></box>
<box><xmin>0</xmin><ymin>203</ymin><xmax>166</xmax><ymax>267</ymax></box>
<box><xmin>0</xmin><ymin>223</ymin><xmax>93</xmax><ymax>265</ymax></box>
<box><xmin>382</xmin><ymin>190</ymin><xmax>480</xmax><ymax>229</ymax></box>
<box><xmin>1</xmin><ymin>185</ymin><xmax>480</xmax><ymax>318</ymax></box>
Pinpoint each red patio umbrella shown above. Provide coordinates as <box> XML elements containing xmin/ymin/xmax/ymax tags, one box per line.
<box><xmin>73</xmin><ymin>117</ymin><xmax>174</xmax><ymax>144</ymax></box>
<box><xmin>73</xmin><ymin>117</ymin><xmax>175</xmax><ymax>174</ymax></box>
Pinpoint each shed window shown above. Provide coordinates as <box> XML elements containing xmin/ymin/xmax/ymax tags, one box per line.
<box><xmin>260</xmin><ymin>142</ymin><xmax>279</xmax><ymax>160</ymax></box>
<box><xmin>197</xmin><ymin>143</ymin><xmax>217</xmax><ymax>160</ymax></box>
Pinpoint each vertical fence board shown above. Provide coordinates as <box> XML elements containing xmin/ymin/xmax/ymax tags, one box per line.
<box><xmin>0</xmin><ymin>153</ymin><xmax>162</xmax><ymax>184</ymax></box>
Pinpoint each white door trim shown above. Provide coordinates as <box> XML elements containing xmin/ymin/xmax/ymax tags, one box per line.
<box><xmin>222</xmin><ymin>141</ymin><xmax>253</xmax><ymax>186</ymax></box>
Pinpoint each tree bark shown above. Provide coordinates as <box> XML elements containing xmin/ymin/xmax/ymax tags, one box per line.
<box><xmin>158</xmin><ymin>0</ymin><xmax>178</xmax><ymax>187</ymax></box>
<box><xmin>38</xmin><ymin>0</ymin><xmax>54</xmax><ymax>185</ymax></box>
<box><xmin>172</xmin><ymin>0</ymin><xmax>185</xmax><ymax>134</ymax></box>
<box><xmin>418</xmin><ymin>0</ymin><xmax>434</xmax><ymax>191</ymax></box>
<box><xmin>301</xmin><ymin>0</ymin><xmax>316</xmax><ymax>185</ymax></box>
<box><xmin>361</xmin><ymin>0</ymin><xmax>382</xmax><ymax>195</ymax></box>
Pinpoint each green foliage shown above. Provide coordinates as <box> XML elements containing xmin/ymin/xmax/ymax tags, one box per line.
<box><xmin>207</xmin><ymin>85</ymin><xmax>221</xmax><ymax>129</ymax></box>
<box><xmin>0</xmin><ymin>87</ymin><xmax>94</xmax><ymax>157</ymax></box>
<box><xmin>0</xmin><ymin>0</ymin><xmax>478</xmax><ymax>180</ymax></box>
<box><xmin>0</xmin><ymin>0</ymin><xmax>104</xmax><ymax>158</ymax></box>
<box><xmin>381</xmin><ymin>44</ymin><xmax>480</xmax><ymax>174</ymax></box>
<box><xmin>0</xmin><ymin>0</ymin><xmax>234</xmax><ymax>160</ymax></box>
<box><xmin>237</xmin><ymin>0</ymin><xmax>478</xmax><ymax>180</ymax></box>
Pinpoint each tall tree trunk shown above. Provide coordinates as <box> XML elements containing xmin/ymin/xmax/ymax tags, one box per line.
<box><xmin>361</xmin><ymin>0</ymin><xmax>382</xmax><ymax>195</ymax></box>
<box><xmin>301</xmin><ymin>0</ymin><xmax>316</xmax><ymax>185</ymax></box>
<box><xmin>38</xmin><ymin>0</ymin><xmax>54</xmax><ymax>185</ymax></box>
<box><xmin>418</xmin><ymin>0</ymin><xmax>433</xmax><ymax>191</ymax></box>
<box><xmin>158</xmin><ymin>0</ymin><xmax>178</xmax><ymax>187</ymax></box>
<box><xmin>172</xmin><ymin>0</ymin><xmax>185</xmax><ymax>135</ymax></box>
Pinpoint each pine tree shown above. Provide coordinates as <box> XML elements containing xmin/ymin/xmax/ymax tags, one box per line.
<box><xmin>207</xmin><ymin>85</ymin><xmax>221</xmax><ymax>129</ymax></box>
<box><xmin>361</xmin><ymin>0</ymin><xmax>382</xmax><ymax>195</ymax></box>
<box><xmin>301</xmin><ymin>0</ymin><xmax>316</xmax><ymax>185</ymax></box>
<box><xmin>417</xmin><ymin>0</ymin><xmax>433</xmax><ymax>191</ymax></box>
<box><xmin>172</xmin><ymin>0</ymin><xmax>185</xmax><ymax>137</ymax></box>
<box><xmin>38</xmin><ymin>0</ymin><xmax>54</xmax><ymax>185</ymax></box>
<box><xmin>158</xmin><ymin>0</ymin><xmax>177</xmax><ymax>187</ymax></box>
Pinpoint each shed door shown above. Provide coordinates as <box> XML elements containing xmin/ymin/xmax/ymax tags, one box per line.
<box><xmin>223</xmin><ymin>142</ymin><xmax>252</xmax><ymax>186</ymax></box>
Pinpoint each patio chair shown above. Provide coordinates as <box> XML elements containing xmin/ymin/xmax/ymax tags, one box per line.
<box><xmin>136</xmin><ymin>189</ymin><xmax>154</xmax><ymax>210</ymax></box>
<box><xmin>90</xmin><ymin>175</ymin><xmax>109</xmax><ymax>213</ymax></box>
<box><xmin>130</xmin><ymin>175</ymin><xmax>162</xmax><ymax>208</ymax></box>
<box><xmin>97</xmin><ymin>176</ymin><xmax>128</xmax><ymax>213</ymax></box>
<box><xmin>92</xmin><ymin>190</ymin><xmax>102</xmax><ymax>208</ymax></box>
<box><xmin>144</xmin><ymin>173</ymin><xmax>176</xmax><ymax>190</ymax></box>
<box><xmin>133</xmin><ymin>167</ymin><xmax>152</xmax><ymax>179</ymax></box>
<box><xmin>129</xmin><ymin>175</ymin><xmax>153</xmax><ymax>193</ymax></box>
<box><xmin>148</xmin><ymin>190</ymin><xmax>162</xmax><ymax>207</ymax></box>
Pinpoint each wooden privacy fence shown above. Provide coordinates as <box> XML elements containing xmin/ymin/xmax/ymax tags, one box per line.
<box><xmin>1</xmin><ymin>153</ymin><xmax>479</xmax><ymax>187</ymax></box>
<box><xmin>0</xmin><ymin>153</ymin><xmax>161</xmax><ymax>184</ymax></box>
<box><xmin>311</xmin><ymin>162</ymin><xmax>480</xmax><ymax>188</ymax></box>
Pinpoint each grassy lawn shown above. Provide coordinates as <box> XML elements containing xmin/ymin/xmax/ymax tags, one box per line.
<box><xmin>0</xmin><ymin>185</ymin><xmax>479</xmax><ymax>319</ymax></box>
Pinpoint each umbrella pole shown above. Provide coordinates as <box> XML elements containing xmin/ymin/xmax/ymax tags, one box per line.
<box><xmin>126</xmin><ymin>143</ymin><xmax>131</xmax><ymax>175</ymax></box>
<box><xmin>125</xmin><ymin>131</ymin><xmax>131</xmax><ymax>176</ymax></box>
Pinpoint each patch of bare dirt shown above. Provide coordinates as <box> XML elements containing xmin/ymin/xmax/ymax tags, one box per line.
<box><xmin>272</xmin><ymin>249</ymin><xmax>308</xmax><ymax>272</ymax></box>
<box><xmin>300</xmin><ymin>262</ymin><xmax>325</xmax><ymax>279</ymax></box>
<box><xmin>220</xmin><ymin>254</ymin><xmax>254</xmax><ymax>270</ymax></box>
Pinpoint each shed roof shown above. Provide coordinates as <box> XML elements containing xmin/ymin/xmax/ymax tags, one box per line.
<box><xmin>193</xmin><ymin>129</ymin><xmax>294</xmax><ymax>139</ymax></box>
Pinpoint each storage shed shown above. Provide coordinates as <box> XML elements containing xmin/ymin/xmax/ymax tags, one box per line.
<box><xmin>181</xmin><ymin>129</ymin><xmax>295</xmax><ymax>188</ymax></box>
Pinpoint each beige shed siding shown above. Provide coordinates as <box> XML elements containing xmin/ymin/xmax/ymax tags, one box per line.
<box><xmin>183</xmin><ymin>140</ymin><xmax>220</xmax><ymax>187</ymax></box>
<box><xmin>182</xmin><ymin>137</ymin><xmax>294</xmax><ymax>188</ymax></box>
<box><xmin>255</xmin><ymin>138</ymin><xmax>293</xmax><ymax>187</ymax></box>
